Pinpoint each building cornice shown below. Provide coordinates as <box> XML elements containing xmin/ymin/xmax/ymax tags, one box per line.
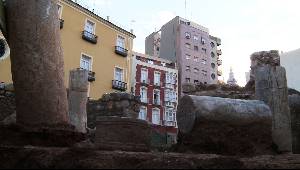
<box><xmin>61</xmin><ymin>0</ymin><xmax>136</xmax><ymax>39</ymax></box>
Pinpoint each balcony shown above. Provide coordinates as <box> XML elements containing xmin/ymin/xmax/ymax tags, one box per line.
<box><xmin>164</xmin><ymin>120</ymin><xmax>176</xmax><ymax>127</ymax></box>
<box><xmin>115</xmin><ymin>46</ymin><xmax>128</xmax><ymax>57</ymax></box>
<box><xmin>217</xmin><ymin>70</ymin><xmax>222</xmax><ymax>76</ymax></box>
<box><xmin>88</xmin><ymin>71</ymin><xmax>95</xmax><ymax>82</ymax></box>
<box><xmin>141</xmin><ymin>79</ymin><xmax>150</xmax><ymax>87</ymax></box>
<box><xmin>217</xmin><ymin>59</ymin><xmax>222</xmax><ymax>66</ymax></box>
<box><xmin>82</xmin><ymin>31</ymin><xmax>98</xmax><ymax>44</ymax></box>
<box><xmin>165</xmin><ymin>101</ymin><xmax>175</xmax><ymax>108</ymax></box>
<box><xmin>153</xmin><ymin>100</ymin><xmax>160</xmax><ymax>106</ymax></box>
<box><xmin>217</xmin><ymin>49</ymin><xmax>222</xmax><ymax>56</ymax></box>
<box><xmin>59</xmin><ymin>19</ymin><xmax>64</xmax><ymax>29</ymax></box>
<box><xmin>112</xmin><ymin>80</ymin><xmax>127</xmax><ymax>91</ymax></box>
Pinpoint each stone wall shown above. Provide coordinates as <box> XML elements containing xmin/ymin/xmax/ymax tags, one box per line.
<box><xmin>289</xmin><ymin>94</ymin><xmax>300</xmax><ymax>153</ymax></box>
<box><xmin>0</xmin><ymin>91</ymin><xmax>15</xmax><ymax>122</ymax></box>
<box><xmin>87</xmin><ymin>92</ymin><xmax>141</xmax><ymax>129</ymax></box>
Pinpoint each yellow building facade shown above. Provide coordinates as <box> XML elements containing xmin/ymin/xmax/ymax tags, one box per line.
<box><xmin>0</xmin><ymin>0</ymin><xmax>135</xmax><ymax>99</ymax></box>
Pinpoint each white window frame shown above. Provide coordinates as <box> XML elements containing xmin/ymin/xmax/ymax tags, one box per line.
<box><xmin>139</xmin><ymin>106</ymin><xmax>147</xmax><ymax>120</ymax></box>
<box><xmin>84</xmin><ymin>18</ymin><xmax>96</xmax><ymax>34</ymax></box>
<box><xmin>116</xmin><ymin>35</ymin><xmax>126</xmax><ymax>49</ymax></box>
<box><xmin>141</xmin><ymin>68</ymin><xmax>148</xmax><ymax>83</ymax></box>
<box><xmin>165</xmin><ymin>109</ymin><xmax>174</xmax><ymax>122</ymax></box>
<box><xmin>114</xmin><ymin>66</ymin><xmax>124</xmax><ymax>82</ymax></box>
<box><xmin>80</xmin><ymin>53</ymin><xmax>93</xmax><ymax>71</ymax></box>
<box><xmin>57</xmin><ymin>4</ymin><xmax>63</xmax><ymax>19</ymax></box>
<box><xmin>152</xmin><ymin>108</ymin><xmax>161</xmax><ymax>125</ymax></box>
<box><xmin>185</xmin><ymin>54</ymin><xmax>191</xmax><ymax>60</ymax></box>
<box><xmin>154</xmin><ymin>71</ymin><xmax>161</xmax><ymax>86</ymax></box>
<box><xmin>140</xmin><ymin>87</ymin><xmax>148</xmax><ymax>103</ymax></box>
<box><xmin>153</xmin><ymin>89</ymin><xmax>160</xmax><ymax>105</ymax></box>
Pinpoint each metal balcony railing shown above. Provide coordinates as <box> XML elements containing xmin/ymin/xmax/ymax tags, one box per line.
<box><xmin>115</xmin><ymin>46</ymin><xmax>128</xmax><ymax>57</ymax></box>
<box><xmin>217</xmin><ymin>59</ymin><xmax>223</xmax><ymax>66</ymax></box>
<box><xmin>82</xmin><ymin>31</ymin><xmax>98</xmax><ymax>44</ymax></box>
<box><xmin>59</xmin><ymin>19</ymin><xmax>64</xmax><ymax>29</ymax></box>
<box><xmin>112</xmin><ymin>80</ymin><xmax>127</xmax><ymax>91</ymax></box>
<box><xmin>88</xmin><ymin>71</ymin><xmax>96</xmax><ymax>82</ymax></box>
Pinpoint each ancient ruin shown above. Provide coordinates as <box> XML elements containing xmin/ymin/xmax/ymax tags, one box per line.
<box><xmin>6</xmin><ymin>0</ymin><xmax>70</xmax><ymax>131</ymax></box>
<box><xmin>176</xmin><ymin>95</ymin><xmax>274</xmax><ymax>156</ymax></box>
<box><xmin>93</xmin><ymin>92</ymin><xmax>151</xmax><ymax>152</ymax></box>
<box><xmin>252</xmin><ymin>51</ymin><xmax>292</xmax><ymax>152</ymax></box>
<box><xmin>68</xmin><ymin>69</ymin><xmax>89</xmax><ymax>133</ymax></box>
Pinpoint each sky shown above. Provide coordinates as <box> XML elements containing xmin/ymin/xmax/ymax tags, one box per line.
<box><xmin>76</xmin><ymin>0</ymin><xmax>300</xmax><ymax>86</ymax></box>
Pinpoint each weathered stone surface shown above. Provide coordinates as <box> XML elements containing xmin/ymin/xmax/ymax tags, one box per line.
<box><xmin>2</xmin><ymin>146</ymin><xmax>300</xmax><ymax>169</ymax></box>
<box><xmin>87</xmin><ymin>92</ymin><xmax>140</xmax><ymax>128</ymax></box>
<box><xmin>289</xmin><ymin>94</ymin><xmax>300</xmax><ymax>154</ymax></box>
<box><xmin>176</xmin><ymin>95</ymin><xmax>273</xmax><ymax>156</ymax></box>
<box><xmin>1</xmin><ymin>112</ymin><xmax>16</xmax><ymax>125</ymax></box>
<box><xmin>0</xmin><ymin>93</ymin><xmax>15</xmax><ymax>121</ymax></box>
<box><xmin>6</xmin><ymin>0</ymin><xmax>69</xmax><ymax>130</ymax></box>
<box><xmin>68</xmin><ymin>69</ymin><xmax>88</xmax><ymax>133</ymax></box>
<box><xmin>95</xmin><ymin>116</ymin><xmax>151</xmax><ymax>152</ymax></box>
<box><xmin>255</xmin><ymin>65</ymin><xmax>292</xmax><ymax>152</ymax></box>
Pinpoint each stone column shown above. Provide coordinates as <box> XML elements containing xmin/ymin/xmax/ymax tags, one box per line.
<box><xmin>68</xmin><ymin>69</ymin><xmax>88</xmax><ymax>133</ymax></box>
<box><xmin>6</xmin><ymin>0</ymin><xmax>69</xmax><ymax>129</ymax></box>
<box><xmin>253</xmin><ymin>51</ymin><xmax>292</xmax><ymax>152</ymax></box>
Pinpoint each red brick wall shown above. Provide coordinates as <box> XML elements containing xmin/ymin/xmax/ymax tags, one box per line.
<box><xmin>135</xmin><ymin>63</ymin><xmax>177</xmax><ymax>134</ymax></box>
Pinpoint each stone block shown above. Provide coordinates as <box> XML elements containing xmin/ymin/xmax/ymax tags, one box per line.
<box><xmin>176</xmin><ymin>95</ymin><xmax>273</xmax><ymax>156</ymax></box>
<box><xmin>95</xmin><ymin>116</ymin><xmax>151</xmax><ymax>152</ymax></box>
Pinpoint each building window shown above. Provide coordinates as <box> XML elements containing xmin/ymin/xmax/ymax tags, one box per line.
<box><xmin>194</xmin><ymin>56</ymin><xmax>199</xmax><ymax>62</ymax></box>
<box><xmin>186</xmin><ymin>54</ymin><xmax>191</xmax><ymax>60</ymax></box>
<box><xmin>211</xmin><ymin>52</ymin><xmax>215</xmax><ymax>58</ymax></box>
<box><xmin>201</xmin><ymin>59</ymin><xmax>206</xmax><ymax>65</ymax></box>
<box><xmin>211</xmin><ymin>63</ymin><xmax>216</xmax><ymax>69</ymax></box>
<box><xmin>139</xmin><ymin>107</ymin><xmax>147</xmax><ymax>120</ymax></box>
<box><xmin>140</xmin><ymin>87</ymin><xmax>148</xmax><ymax>103</ymax></box>
<box><xmin>202</xmin><ymin>48</ymin><xmax>207</xmax><ymax>54</ymax></box>
<box><xmin>57</xmin><ymin>4</ymin><xmax>63</xmax><ymax>19</ymax></box>
<box><xmin>194</xmin><ymin>80</ymin><xmax>199</xmax><ymax>84</ymax></box>
<box><xmin>186</xmin><ymin>66</ymin><xmax>191</xmax><ymax>72</ymax></box>
<box><xmin>84</xmin><ymin>19</ymin><xmax>95</xmax><ymax>34</ymax></box>
<box><xmin>211</xmin><ymin>73</ymin><xmax>216</xmax><ymax>80</ymax></box>
<box><xmin>80</xmin><ymin>54</ymin><xmax>92</xmax><ymax>71</ymax></box>
<box><xmin>165</xmin><ymin>109</ymin><xmax>174</xmax><ymax>122</ymax></box>
<box><xmin>166</xmin><ymin>72</ymin><xmax>176</xmax><ymax>85</ymax></box>
<box><xmin>193</xmin><ymin>35</ymin><xmax>199</xmax><ymax>41</ymax></box>
<box><xmin>186</xmin><ymin>78</ymin><xmax>190</xmax><ymax>83</ymax></box>
<box><xmin>154</xmin><ymin>71</ymin><xmax>161</xmax><ymax>86</ymax></box>
<box><xmin>211</xmin><ymin>42</ymin><xmax>215</xmax><ymax>48</ymax></box>
<box><xmin>147</xmin><ymin>59</ymin><xmax>154</xmax><ymax>64</ymax></box>
<box><xmin>201</xmin><ymin>37</ymin><xmax>206</xmax><ymax>45</ymax></box>
<box><xmin>153</xmin><ymin>90</ymin><xmax>160</xmax><ymax>105</ymax></box>
<box><xmin>116</xmin><ymin>35</ymin><xmax>126</xmax><ymax>49</ymax></box>
<box><xmin>194</xmin><ymin>46</ymin><xmax>199</xmax><ymax>51</ymax></box>
<box><xmin>141</xmin><ymin>68</ymin><xmax>148</xmax><ymax>83</ymax></box>
<box><xmin>202</xmin><ymin>70</ymin><xmax>207</xmax><ymax>77</ymax></box>
<box><xmin>185</xmin><ymin>32</ymin><xmax>191</xmax><ymax>39</ymax></box>
<box><xmin>185</xmin><ymin>43</ymin><xmax>191</xmax><ymax>49</ymax></box>
<box><xmin>152</xmin><ymin>109</ymin><xmax>161</xmax><ymax>125</ymax></box>
<box><xmin>194</xmin><ymin>68</ymin><xmax>199</xmax><ymax>74</ymax></box>
<box><xmin>114</xmin><ymin>67</ymin><xmax>124</xmax><ymax>82</ymax></box>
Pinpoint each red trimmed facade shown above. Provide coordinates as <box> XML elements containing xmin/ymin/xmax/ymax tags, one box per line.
<box><xmin>131</xmin><ymin>52</ymin><xmax>178</xmax><ymax>143</ymax></box>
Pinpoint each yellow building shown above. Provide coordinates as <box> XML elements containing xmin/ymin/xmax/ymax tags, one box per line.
<box><xmin>0</xmin><ymin>0</ymin><xmax>135</xmax><ymax>99</ymax></box>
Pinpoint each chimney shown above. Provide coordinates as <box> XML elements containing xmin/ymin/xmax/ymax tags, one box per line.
<box><xmin>130</xmin><ymin>29</ymin><xmax>134</xmax><ymax>34</ymax></box>
<box><xmin>107</xmin><ymin>16</ymin><xmax>110</xmax><ymax>21</ymax></box>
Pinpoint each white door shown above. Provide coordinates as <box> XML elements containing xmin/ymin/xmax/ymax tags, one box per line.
<box><xmin>80</xmin><ymin>55</ymin><xmax>92</xmax><ymax>71</ymax></box>
<box><xmin>117</xmin><ymin>36</ymin><xmax>125</xmax><ymax>49</ymax></box>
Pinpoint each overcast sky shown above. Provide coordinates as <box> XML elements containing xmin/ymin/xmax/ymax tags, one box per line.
<box><xmin>75</xmin><ymin>0</ymin><xmax>300</xmax><ymax>86</ymax></box>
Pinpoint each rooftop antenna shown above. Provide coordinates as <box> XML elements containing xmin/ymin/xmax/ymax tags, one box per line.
<box><xmin>185</xmin><ymin>0</ymin><xmax>187</xmax><ymax>19</ymax></box>
<box><xmin>92</xmin><ymin>0</ymin><xmax>96</xmax><ymax>13</ymax></box>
